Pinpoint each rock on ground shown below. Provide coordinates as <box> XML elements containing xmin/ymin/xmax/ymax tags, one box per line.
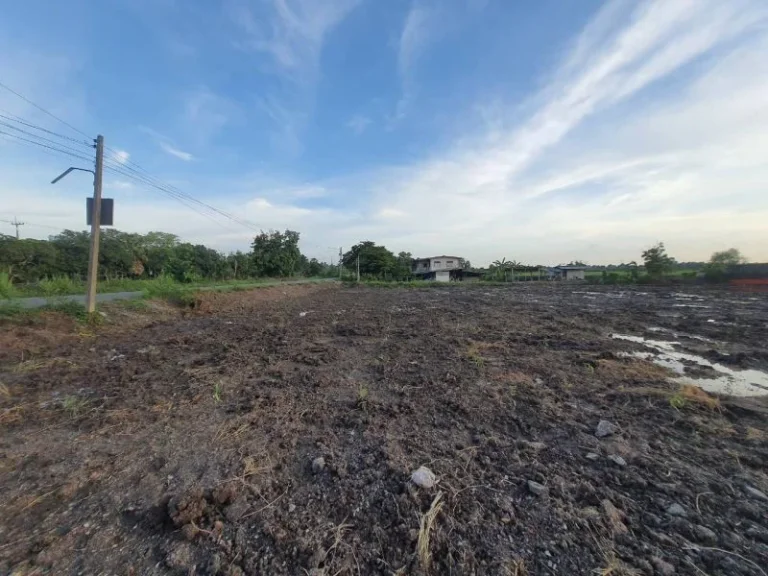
<box><xmin>595</xmin><ymin>420</ymin><xmax>618</xmax><ymax>438</ymax></box>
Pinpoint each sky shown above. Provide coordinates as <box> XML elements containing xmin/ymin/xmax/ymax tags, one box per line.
<box><xmin>1</xmin><ymin>0</ymin><xmax>767</xmax><ymax>266</ymax></box>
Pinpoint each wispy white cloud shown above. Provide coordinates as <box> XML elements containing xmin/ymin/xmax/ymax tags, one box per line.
<box><xmin>346</xmin><ymin>114</ymin><xmax>372</xmax><ymax>135</ymax></box>
<box><xmin>140</xmin><ymin>126</ymin><xmax>195</xmax><ymax>162</ymax></box>
<box><xmin>393</xmin><ymin>1</ymin><xmax>434</xmax><ymax>122</ymax></box>
<box><xmin>231</xmin><ymin>0</ymin><xmax>359</xmax><ymax>81</ymax></box>
<box><xmin>159</xmin><ymin>141</ymin><xmax>194</xmax><ymax>162</ymax></box>
<box><xmin>364</xmin><ymin>0</ymin><xmax>768</xmax><ymax>262</ymax></box>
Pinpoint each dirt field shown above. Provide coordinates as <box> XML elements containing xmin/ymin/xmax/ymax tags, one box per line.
<box><xmin>1</xmin><ymin>283</ymin><xmax>767</xmax><ymax>575</ymax></box>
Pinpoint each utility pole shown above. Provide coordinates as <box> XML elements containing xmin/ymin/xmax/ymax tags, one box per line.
<box><xmin>338</xmin><ymin>247</ymin><xmax>343</xmax><ymax>281</ymax></box>
<box><xmin>356</xmin><ymin>253</ymin><xmax>360</xmax><ymax>282</ymax></box>
<box><xmin>85</xmin><ymin>135</ymin><xmax>104</xmax><ymax>314</ymax></box>
<box><xmin>10</xmin><ymin>217</ymin><xmax>24</xmax><ymax>239</ymax></box>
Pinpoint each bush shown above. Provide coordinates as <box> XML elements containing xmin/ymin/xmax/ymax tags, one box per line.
<box><xmin>0</xmin><ymin>271</ymin><xmax>15</xmax><ymax>299</ymax></box>
<box><xmin>142</xmin><ymin>275</ymin><xmax>184</xmax><ymax>300</ymax></box>
<box><xmin>38</xmin><ymin>276</ymin><xmax>81</xmax><ymax>296</ymax></box>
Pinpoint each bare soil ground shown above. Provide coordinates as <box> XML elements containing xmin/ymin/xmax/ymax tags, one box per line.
<box><xmin>1</xmin><ymin>283</ymin><xmax>767</xmax><ymax>576</ymax></box>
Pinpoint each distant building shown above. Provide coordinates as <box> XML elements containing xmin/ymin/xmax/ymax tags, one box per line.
<box><xmin>412</xmin><ymin>255</ymin><xmax>464</xmax><ymax>282</ymax></box>
<box><xmin>554</xmin><ymin>265</ymin><xmax>587</xmax><ymax>280</ymax></box>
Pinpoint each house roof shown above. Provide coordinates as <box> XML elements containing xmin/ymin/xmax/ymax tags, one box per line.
<box><xmin>555</xmin><ymin>265</ymin><xmax>588</xmax><ymax>270</ymax></box>
<box><xmin>415</xmin><ymin>255</ymin><xmax>463</xmax><ymax>260</ymax></box>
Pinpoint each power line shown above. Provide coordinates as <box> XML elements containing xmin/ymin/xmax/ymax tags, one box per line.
<box><xmin>0</xmin><ymin>80</ymin><xmax>91</xmax><ymax>138</ymax></box>
<box><xmin>0</xmin><ymin>217</ymin><xmax>61</xmax><ymax>232</ymax></box>
<box><xmin>0</xmin><ymin>81</ymin><xmax>263</xmax><ymax>234</ymax></box>
<box><xmin>101</xmin><ymin>160</ymin><xmax>262</xmax><ymax>231</ymax></box>
<box><xmin>0</xmin><ymin>111</ymin><xmax>93</xmax><ymax>147</ymax></box>
<box><xmin>101</xmin><ymin>163</ymin><xmax>236</xmax><ymax>230</ymax></box>
<box><xmin>0</xmin><ymin>120</ymin><xmax>94</xmax><ymax>158</ymax></box>
<box><xmin>0</xmin><ymin>129</ymin><xmax>95</xmax><ymax>164</ymax></box>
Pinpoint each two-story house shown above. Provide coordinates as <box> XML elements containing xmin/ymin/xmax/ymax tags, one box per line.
<box><xmin>411</xmin><ymin>255</ymin><xmax>464</xmax><ymax>282</ymax></box>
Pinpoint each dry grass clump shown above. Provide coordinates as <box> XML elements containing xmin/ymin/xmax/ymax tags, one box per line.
<box><xmin>417</xmin><ymin>491</ymin><xmax>444</xmax><ymax>570</ymax></box>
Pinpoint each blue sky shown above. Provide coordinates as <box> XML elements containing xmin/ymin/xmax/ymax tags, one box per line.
<box><xmin>1</xmin><ymin>0</ymin><xmax>767</xmax><ymax>265</ymax></box>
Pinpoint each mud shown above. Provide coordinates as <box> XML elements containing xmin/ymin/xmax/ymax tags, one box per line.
<box><xmin>1</xmin><ymin>283</ymin><xmax>767</xmax><ymax>575</ymax></box>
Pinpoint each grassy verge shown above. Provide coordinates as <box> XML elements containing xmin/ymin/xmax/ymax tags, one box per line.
<box><xmin>0</xmin><ymin>301</ymin><xmax>89</xmax><ymax>322</ymax></box>
<box><xmin>5</xmin><ymin>276</ymin><xmax>332</xmax><ymax>298</ymax></box>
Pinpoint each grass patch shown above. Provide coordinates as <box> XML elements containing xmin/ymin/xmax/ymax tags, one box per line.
<box><xmin>0</xmin><ymin>300</ymin><xmax>87</xmax><ymax>323</ymax></box>
<box><xmin>670</xmin><ymin>384</ymin><xmax>720</xmax><ymax>411</ymax></box>
<box><xmin>0</xmin><ymin>271</ymin><xmax>16</xmax><ymax>299</ymax></box>
<box><xmin>38</xmin><ymin>276</ymin><xmax>81</xmax><ymax>297</ymax></box>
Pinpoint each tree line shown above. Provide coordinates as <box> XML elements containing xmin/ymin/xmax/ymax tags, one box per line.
<box><xmin>0</xmin><ymin>229</ymin><xmax>339</xmax><ymax>284</ymax></box>
<box><xmin>1</xmin><ymin>228</ymin><xmax>752</xmax><ymax>286</ymax></box>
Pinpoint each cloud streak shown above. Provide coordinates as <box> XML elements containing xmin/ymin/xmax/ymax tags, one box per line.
<box><xmin>232</xmin><ymin>0</ymin><xmax>359</xmax><ymax>81</ymax></box>
<box><xmin>159</xmin><ymin>142</ymin><xmax>194</xmax><ymax>161</ymax></box>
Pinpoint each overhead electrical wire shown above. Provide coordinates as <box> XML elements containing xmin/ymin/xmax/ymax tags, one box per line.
<box><xmin>0</xmin><ymin>80</ymin><xmax>91</xmax><ymax>139</ymax></box>
<box><xmin>0</xmin><ymin>120</ymin><xmax>94</xmax><ymax>158</ymax></box>
<box><xmin>0</xmin><ymin>79</ymin><xmax>263</xmax><ymax>233</ymax></box>
<box><xmin>0</xmin><ymin>111</ymin><xmax>93</xmax><ymax>146</ymax></box>
<box><xmin>0</xmin><ymin>129</ymin><xmax>95</xmax><ymax>164</ymax></box>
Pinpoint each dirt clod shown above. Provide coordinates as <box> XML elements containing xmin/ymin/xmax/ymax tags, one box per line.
<box><xmin>168</xmin><ymin>487</ymin><xmax>207</xmax><ymax>526</ymax></box>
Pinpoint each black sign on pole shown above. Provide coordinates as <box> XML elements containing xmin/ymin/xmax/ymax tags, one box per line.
<box><xmin>86</xmin><ymin>198</ymin><xmax>114</xmax><ymax>226</ymax></box>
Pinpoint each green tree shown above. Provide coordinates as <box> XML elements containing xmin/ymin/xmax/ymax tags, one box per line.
<box><xmin>0</xmin><ymin>237</ymin><xmax>60</xmax><ymax>282</ymax></box>
<box><xmin>709</xmin><ymin>248</ymin><xmax>747</xmax><ymax>266</ymax></box>
<box><xmin>343</xmin><ymin>241</ymin><xmax>398</xmax><ymax>279</ymax></box>
<box><xmin>642</xmin><ymin>243</ymin><xmax>675</xmax><ymax>278</ymax></box>
<box><xmin>394</xmin><ymin>252</ymin><xmax>413</xmax><ymax>280</ymax></box>
<box><xmin>704</xmin><ymin>248</ymin><xmax>747</xmax><ymax>282</ymax></box>
<box><xmin>251</xmin><ymin>230</ymin><xmax>302</xmax><ymax>277</ymax></box>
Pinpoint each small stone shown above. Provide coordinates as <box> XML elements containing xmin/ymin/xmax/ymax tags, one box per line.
<box><xmin>692</xmin><ymin>524</ymin><xmax>717</xmax><ymax>545</ymax></box>
<box><xmin>744</xmin><ymin>485</ymin><xmax>768</xmax><ymax>502</ymax></box>
<box><xmin>311</xmin><ymin>456</ymin><xmax>326</xmax><ymax>473</ymax></box>
<box><xmin>586</xmin><ymin>452</ymin><xmax>600</xmax><ymax>461</ymax></box>
<box><xmin>596</xmin><ymin>420</ymin><xmax>618</xmax><ymax>438</ymax></box>
<box><xmin>519</xmin><ymin>440</ymin><xmax>547</xmax><ymax>451</ymax></box>
<box><xmin>527</xmin><ymin>480</ymin><xmax>548</xmax><ymax>497</ymax></box>
<box><xmin>608</xmin><ymin>454</ymin><xmax>627</xmax><ymax>467</ymax></box>
<box><xmin>650</xmin><ymin>556</ymin><xmax>675</xmax><ymax>576</ymax></box>
<box><xmin>288</xmin><ymin>503</ymin><xmax>296</xmax><ymax>513</ymax></box>
<box><xmin>666</xmin><ymin>503</ymin><xmax>686</xmax><ymax>517</ymax></box>
<box><xmin>411</xmin><ymin>466</ymin><xmax>436</xmax><ymax>488</ymax></box>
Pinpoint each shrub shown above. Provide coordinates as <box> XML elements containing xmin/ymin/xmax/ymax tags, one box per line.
<box><xmin>39</xmin><ymin>276</ymin><xmax>80</xmax><ymax>296</ymax></box>
<box><xmin>0</xmin><ymin>271</ymin><xmax>15</xmax><ymax>299</ymax></box>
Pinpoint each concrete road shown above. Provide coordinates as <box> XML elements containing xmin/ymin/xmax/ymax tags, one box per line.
<box><xmin>1</xmin><ymin>278</ymin><xmax>336</xmax><ymax>310</ymax></box>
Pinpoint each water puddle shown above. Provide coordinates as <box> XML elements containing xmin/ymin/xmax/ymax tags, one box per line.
<box><xmin>647</xmin><ymin>326</ymin><xmax>715</xmax><ymax>343</ymax></box>
<box><xmin>611</xmin><ymin>333</ymin><xmax>768</xmax><ymax>397</ymax></box>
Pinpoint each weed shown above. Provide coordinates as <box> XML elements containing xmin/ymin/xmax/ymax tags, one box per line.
<box><xmin>670</xmin><ymin>384</ymin><xmax>720</xmax><ymax>411</ymax></box>
<box><xmin>507</xmin><ymin>559</ymin><xmax>528</xmax><ymax>576</ymax></box>
<box><xmin>417</xmin><ymin>491</ymin><xmax>444</xmax><ymax>570</ymax></box>
<box><xmin>0</xmin><ymin>381</ymin><xmax>10</xmax><ymax>398</ymax></box>
<box><xmin>0</xmin><ymin>271</ymin><xmax>16</xmax><ymax>299</ymax></box>
<box><xmin>356</xmin><ymin>384</ymin><xmax>369</xmax><ymax>410</ymax></box>
<box><xmin>466</xmin><ymin>343</ymin><xmax>486</xmax><ymax>367</ymax></box>
<box><xmin>61</xmin><ymin>395</ymin><xmax>88</xmax><ymax>418</ymax></box>
<box><xmin>212</xmin><ymin>381</ymin><xmax>223</xmax><ymax>403</ymax></box>
<box><xmin>669</xmin><ymin>393</ymin><xmax>686</xmax><ymax>410</ymax></box>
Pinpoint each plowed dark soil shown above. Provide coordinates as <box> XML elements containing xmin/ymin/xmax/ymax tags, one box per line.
<box><xmin>1</xmin><ymin>284</ymin><xmax>767</xmax><ymax>576</ymax></box>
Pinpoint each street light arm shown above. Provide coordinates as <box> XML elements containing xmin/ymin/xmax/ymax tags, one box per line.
<box><xmin>51</xmin><ymin>166</ymin><xmax>95</xmax><ymax>185</ymax></box>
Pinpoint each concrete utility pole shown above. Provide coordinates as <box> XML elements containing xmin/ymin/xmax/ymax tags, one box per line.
<box><xmin>339</xmin><ymin>247</ymin><xmax>343</xmax><ymax>280</ymax></box>
<box><xmin>85</xmin><ymin>135</ymin><xmax>105</xmax><ymax>314</ymax></box>
<box><xmin>356</xmin><ymin>253</ymin><xmax>360</xmax><ymax>282</ymax></box>
<box><xmin>10</xmin><ymin>217</ymin><xmax>24</xmax><ymax>239</ymax></box>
